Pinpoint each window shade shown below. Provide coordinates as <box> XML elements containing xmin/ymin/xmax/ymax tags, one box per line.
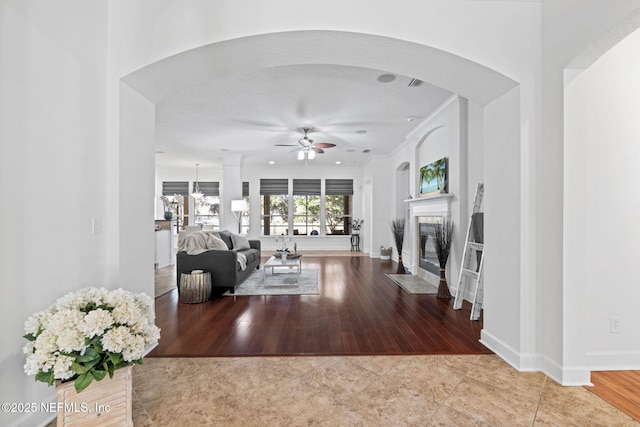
<box><xmin>325</xmin><ymin>179</ymin><xmax>353</xmax><ymax>195</ymax></box>
<box><xmin>293</xmin><ymin>179</ymin><xmax>321</xmax><ymax>195</ymax></box>
<box><xmin>162</xmin><ymin>181</ymin><xmax>188</xmax><ymax>196</ymax></box>
<box><xmin>260</xmin><ymin>179</ymin><xmax>288</xmax><ymax>195</ymax></box>
<box><xmin>194</xmin><ymin>182</ymin><xmax>219</xmax><ymax>197</ymax></box>
<box><xmin>243</xmin><ymin>181</ymin><xmax>249</xmax><ymax>197</ymax></box>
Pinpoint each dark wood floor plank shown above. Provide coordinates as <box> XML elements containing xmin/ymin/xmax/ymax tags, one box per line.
<box><xmin>150</xmin><ymin>256</ymin><xmax>491</xmax><ymax>357</ymax></box>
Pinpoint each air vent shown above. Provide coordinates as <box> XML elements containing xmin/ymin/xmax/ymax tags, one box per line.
<box><xmin>408</xmin><ymin>78</ymin><xmax>423</xmax><ymax>87</ymax></box>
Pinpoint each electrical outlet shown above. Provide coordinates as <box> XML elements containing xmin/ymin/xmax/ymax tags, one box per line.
<box><xmin>610</xmin><ymin>317</ymin><xmax>621</xmax><ymax>334</ymax></box>
<box><xmin>92</xmin><ymin>217</ymin><xmax>102</xmax><ymax>235</ymax></box>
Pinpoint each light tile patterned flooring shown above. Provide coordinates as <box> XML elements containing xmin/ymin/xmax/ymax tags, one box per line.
<box><xmin>131</xmin><ymin>355</ymin><xmax>639</xmax><ymax>426</ymax></box>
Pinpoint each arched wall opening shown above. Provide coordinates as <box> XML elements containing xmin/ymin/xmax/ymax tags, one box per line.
<box><xmin>118</xmin><ymin>29</ymin><xmax>522</xmax><ymax>364</ymax></box>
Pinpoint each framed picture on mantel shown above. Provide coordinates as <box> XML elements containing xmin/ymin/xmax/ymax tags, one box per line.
<box><xmin>419</xmin><ymin>157</ymin><xmax>448</xmax><ymax>196</ymax></box>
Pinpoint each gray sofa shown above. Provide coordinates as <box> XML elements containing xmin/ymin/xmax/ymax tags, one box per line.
<box><xmin>176</xmin><ymin>230</ymin><xmax>261</xmax><ymax>295</ymax></box>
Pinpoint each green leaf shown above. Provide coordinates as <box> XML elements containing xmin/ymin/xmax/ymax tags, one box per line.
<box><xmin>91</xmin><ymin>369</ymin><xmax>107</xmax><ymax>381</ymax></box>
<box><xmin>23</xmin><ymin>333</ymin><xmax>37</xmax><ymax>341</ymax></box>
<box><xmin>74</xmin><ymin>372</ymin><xmax>93</xmax><ymax>393</ymax></box>
<box><xmin>71</xmin><ymin>362</ymin><xmax>88</xmax><ymax>374</ymax></box>
<box><xmin>105</xmin><ymin>361</ymin><xmax>115</xmax><ymax>378</ymax></box>
<box><xmin>107</xmin><ymin>352</ymin><xmax>123</xmax><ymax>365</ymax></box>
<box><xmin>76</xmin><ymin>348</ymin><xmax>99</xmax><ymax>363</ymax></box>
<box><xmin>35</xmin><ymin>371</ymin><xmax>51</xmax><ymax>384</ymax></box>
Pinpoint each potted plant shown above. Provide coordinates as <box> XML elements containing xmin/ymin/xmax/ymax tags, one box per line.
<box><xmin>390</xmin><ymin>218</ymin><xmax>406</xmax><ymax>273</ymax></box>
<box><xmin>23</xmin><ymin>287</ymin><xmax>160</xmax><ymax>425</ymax></box>
<box><xmin>434</xmin><ymin>219</ymin><xmax>454</xmax><ymax>299</ymax></box>
<box><xmin>160</xmin><ymin>195</ymin><xmax>174</xmax><ymax>220</ymax></box>
<box><xmin>351</xmin><ymin>218</ymin><xmax>364</xmax><ymax>234</ymax></box>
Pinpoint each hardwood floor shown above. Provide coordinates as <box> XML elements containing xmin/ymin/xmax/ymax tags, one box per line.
<box><xmin>587</xmin><ymin>370</ymin><xmax>640</xmax><ymax>422</ymax></box>
<box><xmin>149</xmin><ymin>255</ymin><xmax>490</xmax><ymax>357</ymax></box>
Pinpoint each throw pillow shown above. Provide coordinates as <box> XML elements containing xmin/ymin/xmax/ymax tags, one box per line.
<box><xmin>217</xmin><ymin>230</ymin><xmax>233</xmax><ymax>250</ymax></box>
<box><xmin>204</xmin><ymin>232</ymin><xmax>229</xmax><ymax>251</ymax></box>
<box><xmin>230</xmin><ymin>232</ymin><xmax>251</xmax><ymax>250</ymax></box>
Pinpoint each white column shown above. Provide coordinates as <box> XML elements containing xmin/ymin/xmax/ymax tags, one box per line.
<box><xmin>221</xmin><ymin>153</ymin><xmax>243</xmax><ymax>232</ymax></box>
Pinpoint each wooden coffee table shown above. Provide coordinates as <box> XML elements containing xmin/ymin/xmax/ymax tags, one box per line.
<box><xmin>263</xmin><ymin>255</ymin><xmax>303</xmax><ymax>280</ymax></box>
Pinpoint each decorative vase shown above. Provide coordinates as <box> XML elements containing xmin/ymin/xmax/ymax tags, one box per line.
<box><xmin>437</xmin><ymin>268</ymin><xmax>451</xmax><ymax>299</ymax></box>
<box><xmin>396</xmin><ymin>255</ymin><xmax>406</xmax><ymax>274</ymax></box>
<box><xmin>281</xmin><ymin>252</ymin><xmax>288</xmax><ymax>261</ymax></box>
<box><xmin>164</xmin><ymin>211</ymin><xmax>173</xmax><ymax>220</ymax></box>
<box><xmin>56</xmin><ymin>365</ymin><xmax>133</xmax><ymax>426</ymax></box>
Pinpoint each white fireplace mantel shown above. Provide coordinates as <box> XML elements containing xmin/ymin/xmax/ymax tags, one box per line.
<box><xmin>405</xmin><ymin>194</ymin><xmax>454</xmax><ymax>218</ymax></box>
<box><xmin>403</xmin><ymin>193</ymin><xmax>454</xmax><ymax>284</ymax></box>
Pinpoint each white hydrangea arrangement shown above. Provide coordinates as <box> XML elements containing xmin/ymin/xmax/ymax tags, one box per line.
<box><xmin>23</xmin><ymin>287</ymin><xmax>160</xmax><ymax>393</ymax></box>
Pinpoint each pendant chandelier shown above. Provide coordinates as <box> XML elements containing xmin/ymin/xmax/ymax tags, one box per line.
<box><xmin>191</xmin><ymin>163</ymin><xmax>203</xmax><ymax>199</ymax></box>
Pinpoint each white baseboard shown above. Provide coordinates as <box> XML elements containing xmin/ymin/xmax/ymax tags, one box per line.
<box><xmin>587</xmin><ymin>350</ymin><xmax>640</xmax><ymax>371</ymax></box>
<box><xmin>481</xmin><ymin>330</ymin><xmax>592</xmax><ymax>386</ymax></box>
<box><xmin>480</xmin><ymin>329</ymin><xmax>536</xmax><ymax>371</ymax></box>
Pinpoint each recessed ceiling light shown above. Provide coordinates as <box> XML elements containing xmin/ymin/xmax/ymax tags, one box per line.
<box><xmin>268</xmin><ymin>161</ymin><xmax>275</xmax><ymax>165</ymax></box>
<box><xmin>355</xmin><ymin>130</ymin><xmax>367</xmax><ymax>134</ymax></box>
<box><xmin>335</xmin><ymin>161</ymin><xmax>342</xmax><ymax>165</ymax></box>
<box><xmin>363</xmin><ymin>149</ymin><xmax>371</xmax><ymax>153</ymax></box>
<box><xmin>377</xmin><ymin>73</ymin><xmax>396</xmax><ymax>83</ymax></box>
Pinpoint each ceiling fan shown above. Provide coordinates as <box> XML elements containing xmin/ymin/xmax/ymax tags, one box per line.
<box><xmin>275</xmin><ymin>128</ymin><xmax>336</xmax><ymax>161</ymax></box>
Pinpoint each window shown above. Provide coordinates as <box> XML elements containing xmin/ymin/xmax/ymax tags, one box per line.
<box><xmin>293</xmin><ymin>179</ymin><xmax>320</xmax><ymax>235</ymax></box>
<box><xmin>193</xmin><ymin>182</ymin><xmax>220</xmax><ymax>227</ymax></box>
<box><xmin>259</xmin><ymin>178</ymin><xmax>354</xmax><ymax>236</ymax></box>
<box><xmin>260</xmin><ymin>179</ymin><xmax>288</xmax><ymax>236</ymax></box>
<box><xmin>325</xmin><ymin>179</ymin><xmax>353</xmax><ymax>235</ymax></box>
<box><xmin>162</xmin><ymin>181</ymin><xmax>188</xmax><ymax>229</ymax></box>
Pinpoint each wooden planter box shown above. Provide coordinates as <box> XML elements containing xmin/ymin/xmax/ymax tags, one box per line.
<box><xmin>56</xmin><ymin>365</ymin><xmax>133</xmax><ymax>427</ymax></box>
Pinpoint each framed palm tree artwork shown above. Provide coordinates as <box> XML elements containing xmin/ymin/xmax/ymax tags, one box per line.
<box><xmin>419</xmin><ymin>157</ymin><xmax>448</xmax><ymax>196</ymax></box>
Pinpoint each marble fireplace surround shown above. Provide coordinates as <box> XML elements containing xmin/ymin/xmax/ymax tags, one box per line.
<box><xmin>405</xmin><ymin>194</ymin><xmax>453</xmax><ymax>286</ymax></box>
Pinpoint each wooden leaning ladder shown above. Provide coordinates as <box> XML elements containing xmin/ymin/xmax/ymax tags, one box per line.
<box><xmin>453</xmin><ymin>183</ymin><xmax>484</xmax><ymax>320</ymax></box>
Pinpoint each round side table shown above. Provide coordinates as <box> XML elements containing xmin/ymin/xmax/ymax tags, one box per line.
<box><xmin>179</xmin><ymin>271</ymin><xmax>212</xmax><ymax>303</ymax></box>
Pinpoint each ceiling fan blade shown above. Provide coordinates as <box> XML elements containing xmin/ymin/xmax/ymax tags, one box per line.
<box><xmin>274</xmin><ymin>144</ymin><xmax>299</xmax><ymax>146</ymax></box>
<box><xmin>311</xmin><ymin>142</ymin><xmax>336</xmax><ymax>149</ymax></box>
<box><xmin>312</xmin><ymin>147</ymin><xmax>325</xmax><ymax>154</ymax></box>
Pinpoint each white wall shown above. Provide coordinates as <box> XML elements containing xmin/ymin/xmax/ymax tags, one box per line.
<box><xmin>0</xmin><ymin>2</ymin><xmax>109</xmax><ymax>426</ymax></box>
<box><xmin>480</xmin><ymin>87</ymin><xmax>524</xmax><ymax>370</ymax></box>
<box><xmin>118</xmin><ymin>83</ymin><xmax>156</xmax><ymax>297</ymax></box>
<box><xmin>565</xmin><ymin>28</ymin><xmax>640</xmax><ymax>372</ymax></box>
<box><xmin>541</xmin><ymin>0</ymin><xmax>640</xmax><ymax>384</ymax></box>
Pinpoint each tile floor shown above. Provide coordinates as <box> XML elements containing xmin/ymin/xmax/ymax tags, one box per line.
<box><xmin>130</xmin><ymin>355</ymin><xmax>639</xmax><ymax>426</ymax></box>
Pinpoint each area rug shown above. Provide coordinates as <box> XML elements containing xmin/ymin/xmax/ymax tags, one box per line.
<box><xmin>223</xmin><ymin>268</ymin><xmax>319</xmax><ymax>296</ymax></box>
<box><xmin>155</xmin><ymin>265</ymin><xmax>177</xmax><ymax>298</ymax></box>
<box><xmin>385</xmin><ymin>273</ymin><xmax>439</xmax><ymax>294</ymax></box>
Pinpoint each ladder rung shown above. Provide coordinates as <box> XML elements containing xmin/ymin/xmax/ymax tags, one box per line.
<box><xmin>461</xmin><ymin>269</ymin><xmax>479</xmax><ymax>280</ymax></box>
<box><xmin>467</xmin><ymin>242</ymin><xmax>484</xmax><ymax>251</ymax></box>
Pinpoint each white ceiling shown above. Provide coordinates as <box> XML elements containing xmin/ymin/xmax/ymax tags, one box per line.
<box><xmin>153</xmin><ymin>63</ymin><xmax>453</xmax><ymax>170</ymax></box>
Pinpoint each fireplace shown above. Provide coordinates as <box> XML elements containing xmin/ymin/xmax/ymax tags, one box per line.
<box><xmin>418</xmin><ymin>216</ymin><xmax>442</xmax><ymax>275</ymax></box>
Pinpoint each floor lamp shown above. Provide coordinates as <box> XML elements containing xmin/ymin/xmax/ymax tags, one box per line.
<box><xmin>231</xmin><ymin>199</ymin><xmax>247</xmax><ymax>234</ymax></box>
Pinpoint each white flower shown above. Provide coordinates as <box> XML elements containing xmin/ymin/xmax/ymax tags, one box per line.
<box><xmin>79</xmin><ymin>308</ymin><xmax>114</xmax><ymax>338</ymax></box>
<box><xmin>23</xmin><ymin>287</ymin><xmax>160</xmax><ymax>386</ymax></box>
<box><xmin>52</xmin><ymin>355</ymin><xmax>75</xmax><ymax>380</ymax></box>
<box><xmin>101</xmin><ymin>325</ymin><xmax>133</xmax><ymax>354</ymax></box>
